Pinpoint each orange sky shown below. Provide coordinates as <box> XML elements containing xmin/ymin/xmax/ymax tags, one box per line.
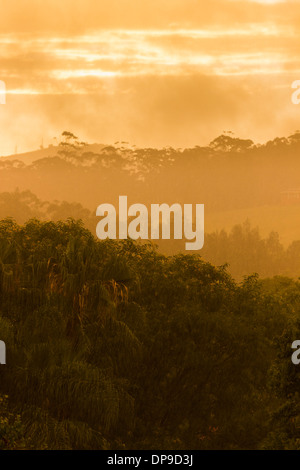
<box><xmin>0</xmin><ymin>0</ymin><xmax>300</xmax><ymax>155</ymax></box>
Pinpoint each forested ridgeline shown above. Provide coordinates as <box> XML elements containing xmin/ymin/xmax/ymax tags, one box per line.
<box><xmin>2</xmin><ymin>131</ymin><xmax>300</xmax><ymax>211</ymax></box>
<box><xmin>0</xmin><ymin>218</ymin><xmax>299</xmax><ymax>449</ymax></box>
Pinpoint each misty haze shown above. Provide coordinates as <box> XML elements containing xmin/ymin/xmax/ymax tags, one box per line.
<box><xmin>1</xmin><ymin>0</ymin><xmax>300</xmax><ymax>452</ymax></box>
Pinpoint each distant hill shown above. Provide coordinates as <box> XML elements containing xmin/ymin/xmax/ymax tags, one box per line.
<box><xmin>1</xmin><ymin>131</ymin><xmax>300</xmax><ymax>249</ymax></box>
<box><xmin>0</xmin><ymin>143</ymin><xmax>108</xmax><ymax>165</ymax></box>
<box><xmin>0</xmin><ymin>146</ymin><xmax>59</xmax><ymax>164</ymax></box>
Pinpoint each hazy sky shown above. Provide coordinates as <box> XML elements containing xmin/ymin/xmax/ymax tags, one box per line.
<box><xmin>0</xmin><ymin>0</ymin><xmax>300</xmax><ymax>155</ymax></box>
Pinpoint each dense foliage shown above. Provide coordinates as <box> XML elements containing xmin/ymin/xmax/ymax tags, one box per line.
<box><xmin>0</xmin><ymin>218</ymin><xmax>298</xmax><ymax>449</ymax></box>
<box><xmin>2</xmin><ymin>190</ymin><xmax>300</xmax><ymax>280</ymax></box>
